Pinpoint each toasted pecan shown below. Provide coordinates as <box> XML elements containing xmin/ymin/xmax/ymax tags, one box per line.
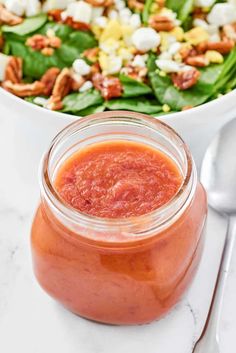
<box><xmin>48</xmin><ymin>68</ymin><xmax>72</xmax><ymax>110</ymax></box>
<box><xmin>207</xmin><ymin>40</ymin><xmax>235</xmax><ymax>54</ymax></box>
<box><xmin>85</xmin><ymin>0</ymin><xmax>113</xmax><ymax>6</ymax></box>
<box><xmin>0</xmin><ymin>4</ymin><xmax>23</xmax><ymax>25</ymax></box>
<box><xmin>185</xmin><ymin>55</ymin><xmax>209</xmax><ymax>67</ymax></box>
<box><xmin>26</xmin><ymin>34</ymin><xmax>50</xmax><ymax>50</ymax></box>
<box><xmin>64</xmin><ymin>17</ymin><xmax>91</xmax><ymax>31</ymax></box>
<box><xmin>2</xmin><ymin>80</ymin><xmax>45</xmax><ymax>97</ymax></box>
<box><xmin>121</xmin><ymin>65</ymin><xmax>148</xmax><ymax>82</ymax></box>
<box><xmin>82</xmin><ymin>47</ymin><xmax>99</xmax><ymax>63</ymax></box>
<box><xmin>48</xmin><ymin>9</ymin><xmax>63</xmax><ymax>22</ymax></box>
<box><xmin>5</xmin><ymin>57</ymin><xmax>23</xmax><ymax>84</ymax></box>
<box><xmin>149</xmin><ymin>15</ymin><xmax>175</xmax><ymax>32</ymax></box>
<box><xmin>128</xmin><ymin>0</ymin><xmax>145</xmax><ymax>12</ymax></box>
<box><xmin>40</xmin><ymin>67</ymin><xmax>61</xmax><ymax>96</ymax></box>
<box><xmin>171</xmin><ymin>68</ymin><xmax>200</xmax><ymax>90</ymax></box>
<box><xmin>92</xmin><ymin>73</ymin><xmax>123</xmax><ymax>100</ymax></box>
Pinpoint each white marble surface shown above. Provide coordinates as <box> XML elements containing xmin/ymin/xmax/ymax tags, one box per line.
<box><xmin>0</xmin><ymin>111</ymin><xmax>236</xmax><ymax>353</ymax></box>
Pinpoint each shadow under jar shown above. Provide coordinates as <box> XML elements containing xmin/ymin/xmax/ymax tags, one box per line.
<box><xmin>31</xmin><ymin>111</ymin><xmax>207</xmax><ymax>325</ymax></box>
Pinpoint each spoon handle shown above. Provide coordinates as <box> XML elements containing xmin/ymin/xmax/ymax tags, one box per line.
<box><xmin>192</xmin><ymin>215</ymin><xmax>236</xmax><ymax>353</ymax></box>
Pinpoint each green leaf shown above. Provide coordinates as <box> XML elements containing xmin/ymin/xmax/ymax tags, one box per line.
<box><xmin>75</xmin><ymin>105</ymin><xmax>105</xmax><ymax>116</ymax></box>
<box><xmin>38</xmin><ymin>22</ymin><xmax>73</xmax><ymax>40</ymax></box>
<box><xmin>178</xmin><ymin>0</ymin><xmax>194</xmax><ymax>23</ymax></box>
<box><xmin>62</xmin><ymin>90</ymin><xmax>103</xmax><ymax>113</ymax></box>
<box><xmin>7</xmin><ymin>40</ymin><xmax>64</xmax><ymax>79</ymax></box>
<box><xmin>142</xmin><ymin>0</ymin><xmax>153</xmax><ymax>24</ymax></box>
<box><xmin>57</xmin><ymin>30</ymin><xmax>97</xmax><ymax>66</ymax></box>
<box><xmin>105</xmin><ymin>97</ymin><xmax>162</xmax><ymax>114</ymax></box>
<box><xmin>120</xmin><ymin>74</ymin><xmax>152</xmax><ymax>97</ymax></box>
<box><xmin>149</xmin><ymin>72</ymin><xmax>210</xmax><ymax>110</ymax></box>
<box><xmin>2</xmin><ymin>13</ymin><xmax>47</xmax><ymax>36</ymax></box>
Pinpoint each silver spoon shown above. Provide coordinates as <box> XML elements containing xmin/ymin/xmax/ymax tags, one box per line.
<box><xmin>192</xmin><ymin>117</ymin><xmax>236</xmax><ymax>353</ymax></box>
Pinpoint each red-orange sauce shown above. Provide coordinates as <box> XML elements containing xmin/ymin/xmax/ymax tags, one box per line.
<box><xmin>55</xmin><ymin>141</ymin><xmax>182</xmax><ymax>218</ymax></box>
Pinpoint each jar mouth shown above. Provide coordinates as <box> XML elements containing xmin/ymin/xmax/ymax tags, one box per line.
<box><xmin>41</xmin><ymin>111</ymin><xmax>196</xmax><ymax>238</ymax></box>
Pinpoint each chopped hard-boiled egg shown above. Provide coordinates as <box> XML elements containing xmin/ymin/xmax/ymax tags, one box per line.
<box><xmin>207</xmin><ymin>3</ymin><xmax>236</xmax><ymax>26</ymax></box>
<box><xmin>184</xmin><ymin>27</ymin><xmax>209</xmax><ymax>45</ymax></box>
<box><xmin>100</xmin><ymin>20</ymin><xmax>123</xmax><ymax>42</ymax></box>
<box><xmin>0</xmin><ymin>53</ymin><xmax>11</xmax><ymax>81</ymax></box>
<box><xmin>99</xmin><ymin>52</ymin><xmax>122</xmax><ymax>74</ymax></box>
<box><xmin>73</xmin><ymin>59</ymin><xmax>91</xmax><ymax>76</ymax></box>
<box><xmin>205</xmin><ymin>50</ymin><xmax>224</xmax><ymax>64</ymax></box>
<box><xmin>100</xmin><ymin>38</ymin><xmax>120</xmax><ymax>54</ymax></box>
<box><xmin>132</xmin><ymin>28</ymin><xmax>160</xmax><ymax>52</ymax></box>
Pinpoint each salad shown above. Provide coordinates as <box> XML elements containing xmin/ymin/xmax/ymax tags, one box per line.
<box><xmin>0</xmin><ymin>0</ymin><xmax>236</xmax><ymax>116</ymax></box>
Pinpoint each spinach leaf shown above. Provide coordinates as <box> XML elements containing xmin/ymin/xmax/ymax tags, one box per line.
<box><xmin>38</xmin><ymin>22</ymin><xmax>73</xmax><ymax>40</ymax></box>
<box><xmin>7</xmin><ymin>40</ymin><xmax>64</xmax><ymax>78</ymax></box>
<box><xmin>62</xmin><ymin>89</ymin><xmax>103</xmax><ymax>113</ymax></box>
<box><xmin>75</xmin><ymin>104</ymin><xmax>105</xmax><ymax>116</ymax></box>
<box><xmin>149</xmin><ymin>72</ymin><xmax>210</xmax><ymax>110</ymax></box>
<box><xmin>2</xmin><ymin>14</ymin><xmax>47</xmax><ymax>36</ymax></box>
<box><xmin>166</xmin><ymin>0</ymin><xmax>194</xmax><ymax>23</ymax></box>
<box><xmin>142</xmin><ymin>0</ymin><xmax>153</xmax><ymax>24</ymax></box>
<box><xmin>105</xmin><ymin>97</ymin><xmax>162</xmax><ymax>114</ymax></box>
<box><xmin>57</xmin><ymin>30</ymin><xmax>97</xmax><ymax>65</ymax></box>
<box><xmin>120</xmin><ymin>74</ymin><xmax>152</xmax><ymax>97</ymax></box>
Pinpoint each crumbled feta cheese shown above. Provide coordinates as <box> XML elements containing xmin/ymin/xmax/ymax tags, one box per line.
<box><xmin>0</xmin><ymin>53</ymin><xmax>11</xmax><ymax>81</ymax></box>
<box><xmin>73</xmin><ymin>59</ymin><xmax>91</xmax><ymax>76</ymax></box>
<box><xmin>132</xmin><ymin>54</ymin><xmax>147</xmax><ymax>68</ymax></box>
<box><xmin>129</xmin><ymin>14</ymin><xmax>141</xmax><ymax>29</ymax></box>
<box><xmin>119</xmin><ymin>7</ymin><xmax>132</xmax><ymax>24</ymax></box>
<box><xmin>118</xmin><ymin>48</ymin><xmax>133</xmax><ymax>62</ymax></box>
<box><xmin>158</xmin><ymin>52</ymin><xmax>172</xmax><ymax>60</ymax></box>
<box><xmin>115</xmin><ymin>0</ymin><xmax>125</xmax><ymax>10</ymax></box>
<box><xmin>5</xmin><ymin>0</ymin><xmax>25</xmax><ymax>17</ymax></box>
<box><xmin>194</xmin><ymin>0</ymin><xmax>215</xmax><ymax>7</ymax></box>
<box><xmin>209</xmin><ymin>33</ymin><xmax>221</xmax><ymax>42</ymax></box>
<box><xmin>66</xmin><ymin>1</ymin><xmax>92</xmax><ymax>24</ymax></box>
<box><xmin>43</xmin><ymin>0</ymin><xmax>73</xmax><ymax>12</ymax></box>
<box><xmin>207</xmin><ymin>3</ymin><xmax>236</xmax><ymax>26</ymax></box>
<box><xmin>79</xmin><ymin>80</ymin><xmax>93</xmax><ymax>92</ymax></box>
<box><xmin>132</xmin><ymin>28</ymin><xmax>160</xmax><ymax>52</ymax></box>
<box><xmin>25</xmin><ymin>0</ymin><xmax>41</xmax><ymax>17</ymax></box>
<box><xmin>108</xmin><ymin>10</ymin><xmax>118</xmax><ymax>20</ymax></box>
<box><xmin>94</xmin><ymin>16</ymin><xmax>108</xmax><ymax>28</ymax></box>
<box><xmin>168</xmin><ymin>42</ymin><xmax>181</xmax><ymax>55</ymax></box>
<box><xmin>193</xmin><ymin>18</ymin><xmax>209</xmax><ymax>30</ymax></box>
<box><xmin>91</xmin><ymin>7</ymin><xmax>104</xmax><ymax>20</ymax></box>
<box><xmin>34</xmin><ymin>97</ymin><xmax>49</xmax><ymax>107</ymax></box>
<box><xmin>155</xmin><ymin>59</ymin><xmax>182</xmax><ymax>73</ymax></box>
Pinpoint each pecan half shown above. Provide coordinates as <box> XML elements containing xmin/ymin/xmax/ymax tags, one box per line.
<box><xmin>48</xmin><ymin>68</ymin><xmax>72</xmax><ymax>110</ymax></box>
<box><xmin>64</xmin><ymin>17</ymin><xmax>91</xmax><ymax>31</ymax></box>
<box><xmin>48</xmin><ymin>9</ymin><xmax>63</xmax><ymax>22</ymax></box>
<box><xmin>0</xmin><ymin>4</ymin><xmax>23</xmax><ymax>25</ymax></box>
<box><xmin>92</xmin><ymin>73</ymin><xmax>123</xmax><ymax>100</ymax></box>
<box><xmin>85</xmin><ymin>0</ymin><xmax>113</xmax><ymax>6</ymax></box>
<box><xmin>185</xmin><ymin>55</ymin><xmax>209</xmax><ymax>67</ymax></box>
<box><xmin>5</xmin><ymin>57</ymin><xmax>23</xmax><ymax>84</ymax></box>
<box><xmin>171</xmin><ymin>68</ymin><xmax>200</xmax><ymax>90</ymax></box>
<box><xmin>121</xmin><ymin>65</ymin><xmax>148</xmax><ymax>82</ymax></box>
<box><xmin>207</xmin><ymin>40</ymin><xmax>235</xmax><ymax>54</ymax></box>
<box><xmin>40</xmin><ymin>67</ymin><xmax>61</xmax><ymax>96</ymax></box>
<box><xmin>26</xmin><ymin>35</ymin><xmax>50</xmax><ymax>50</ymax></box>
<box><xmin>128</xmin><ymin>0</ymin><xmax>145</xmax><ymax>12</ymax></box>
<box><xmin>149</xmin><ymin>15</ymin><xmax>175</xmax><ymax>32</ymax></box>
<box><xmin>179</xmin><ymin>46</ymin><xmax>197</xmax><ymax>60</ymax></box>
<box><xmin>71</xmin><ymin>73</ymin><xmax>86</xmax><ymax>91</ymax></box>
<box><xmin>192</xmin><ymin>7</ymin><xmax>207</xmax><ymax>20</ymax></box>
<box><xmin>222</xmin><ymin>24</ymin><xmax>236</xmax><ymax>42</ymax></box>
<box><xmin>2</xmin><ymin>80</ymin><xmax>45</xmax><ymax>97</ymax></box>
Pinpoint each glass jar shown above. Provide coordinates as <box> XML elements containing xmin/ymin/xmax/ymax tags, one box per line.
<box><xmin>31</xmin><ymin>111</ymin><xmax>207</xmax><ymax>325</ymax></box>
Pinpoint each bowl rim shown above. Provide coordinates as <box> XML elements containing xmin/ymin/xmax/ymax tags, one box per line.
<box><xmin>1</xmin><ymin>85</ymin><xmax>236</xmax><ymax>120</ymax></box>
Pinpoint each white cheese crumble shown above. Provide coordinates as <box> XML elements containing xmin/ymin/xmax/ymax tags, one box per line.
<box><xmin>73</xmin><ymin>59</ymin><xmax>91</xmax><ymax>76</ymax></box>
<box><xmin>132</xmin><ymin>28</ymin><xmax>160</xmax><ymax>52</ymax></box>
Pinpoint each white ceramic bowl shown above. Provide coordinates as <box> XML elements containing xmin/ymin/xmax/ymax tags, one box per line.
<box><xmin>1</xmin><ymin>87</ymin><xmax>236</xmax><ymax>186</ymax></box>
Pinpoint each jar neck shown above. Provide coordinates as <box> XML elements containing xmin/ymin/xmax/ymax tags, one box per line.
<box><xmin>40</xmin><ymin>111</ymin><xmax>197</xmax><ymax>243</ymax></box>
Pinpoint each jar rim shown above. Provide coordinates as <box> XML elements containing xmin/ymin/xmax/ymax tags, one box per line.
<box><xmin>40</xmin><ymin>111</ymin><xmax>196</xmax><ymax>238</ymax></box>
